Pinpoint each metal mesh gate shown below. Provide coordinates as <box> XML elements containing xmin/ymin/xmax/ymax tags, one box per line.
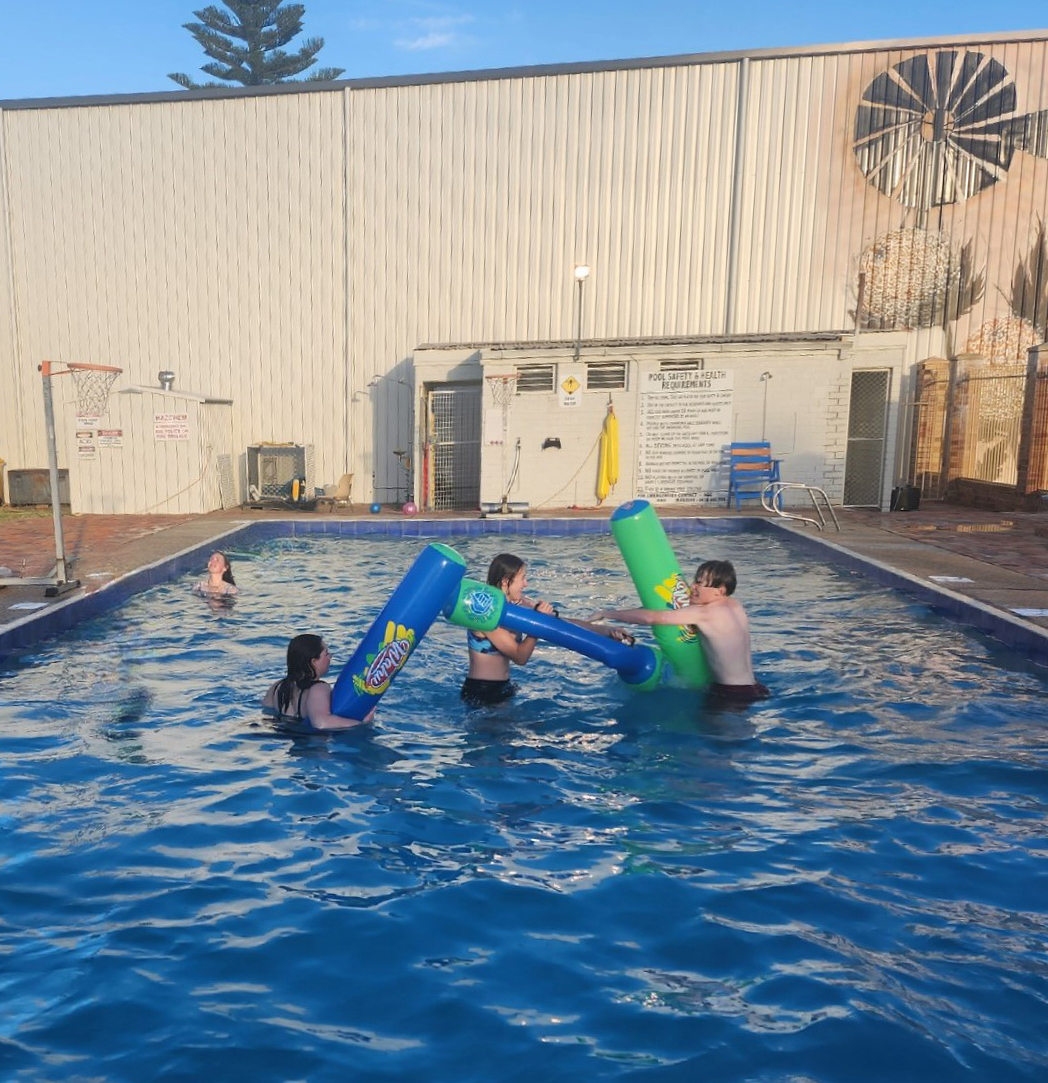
<box><xmin>958</xmin><ymin>367</ymin><xmax>1027</xmax><ymax>485</ymax></box>
<box><xmin>426</xmin><ymin>385</ymin><xmax>482</xmax><ymax>511</ymax></box>
<box><xmin>844</xmin><ymin>370</ymin><xmax>890</xmax><ymax>507</ymax></box>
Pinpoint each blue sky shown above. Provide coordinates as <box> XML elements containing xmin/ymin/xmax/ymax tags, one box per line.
<box><xmin>0</xmin><ymin>0</ymin><xmax>1044</xmax><ymax>101</ymax></box>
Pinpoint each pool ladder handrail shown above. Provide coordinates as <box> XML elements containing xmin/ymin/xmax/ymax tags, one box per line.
<box><xmin>761</xmin><ymin>482</ymin><xmax>841</xmax><ymax>531</ymax></box>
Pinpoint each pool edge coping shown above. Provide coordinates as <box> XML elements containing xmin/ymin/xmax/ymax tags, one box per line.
<box><xmin>3</xmin><ymin>514</ymin><xmax>1048</xmax><ymax>668</ymax></box>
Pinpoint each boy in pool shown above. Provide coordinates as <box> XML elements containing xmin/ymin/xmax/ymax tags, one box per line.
<box><xmin>462</xmin><ymin>553</ymin><xmax>634</xmax><ymax>706</ymax></box>
<box><xmin>596</xmin><ymin>559</ymin><xmax>769</xmax><ymax>703</ymax></box>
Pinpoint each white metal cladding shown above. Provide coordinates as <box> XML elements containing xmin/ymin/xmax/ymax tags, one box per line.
<box><xmin>0</xmin><ymin>31</ymin><xmax>1047</xmax><ymax>509</ymax></box>
<box><xmin>0</xmin><ymin>94</ymin><xmax>349</xmax><ymax>505</ymax></box>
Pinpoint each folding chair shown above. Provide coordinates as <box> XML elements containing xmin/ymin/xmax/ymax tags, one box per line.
<box><xmin>727</xmin><ymin>442</ymin><xmax>781</xmax><ymax>510</ymax></box>
<box><xmin>316</xmin><ymin>473</ymin><xmax>353</xmax><ymax>513</ymax></box>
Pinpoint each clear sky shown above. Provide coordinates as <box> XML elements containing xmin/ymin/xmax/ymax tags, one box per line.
<box><xmin>0</xmin><ymin>0</ymin><xmax>1044</xmax><ymax>102</ymax></box>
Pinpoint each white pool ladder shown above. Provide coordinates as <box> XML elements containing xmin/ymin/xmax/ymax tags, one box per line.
<box><xmin>762</xmin><ymin>482</ymin><xmax>841</xmax><ymax>531</ymax></box>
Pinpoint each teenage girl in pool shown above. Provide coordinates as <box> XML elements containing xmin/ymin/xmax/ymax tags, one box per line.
<box><xmin>193</xmin><ymin>551</ymin><xmax>238</xmax><ymax>598</ymax></box>
<box><xmin>263</xmin><ymin>634</ymin><xmax>374</xmax><ymax>730</ymax></box>
<box><xmin>461</xmin><ymin>553</ymin><xmax>634</xmax><ymax>706</ymax></box>
<box><xmin>461</xmin><ymin>554</ymin><xmax>553</xmax><ymax>705</ymax></box>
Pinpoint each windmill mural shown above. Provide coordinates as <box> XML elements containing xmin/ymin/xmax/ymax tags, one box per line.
<box><xmin>853</xmin><ymin>49</ymin><xmax>1048</xmax><ymax>215</ymax></box>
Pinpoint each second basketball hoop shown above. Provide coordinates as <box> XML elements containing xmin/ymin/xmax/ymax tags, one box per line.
<box><xmin>481</xmin><ymin>371</ymin><xmax>528</xmax><ymax>519</ymax></box>
<box><xmin>484</xmin><ymin>371</ymin><xmax>519</xmax><ymax>408</ymax></box>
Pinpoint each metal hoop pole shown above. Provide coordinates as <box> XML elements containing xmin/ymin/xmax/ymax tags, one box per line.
<box><xmin>41</xmin><ymin>367</ymin><xmax>71</xmax><ymax>584</ymax></box>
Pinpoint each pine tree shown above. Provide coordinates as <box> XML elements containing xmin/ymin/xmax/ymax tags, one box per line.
<box><xmin>169</xmin><ymin>1</ymin><xmax>344</xmax><ymax>89</ymax></box>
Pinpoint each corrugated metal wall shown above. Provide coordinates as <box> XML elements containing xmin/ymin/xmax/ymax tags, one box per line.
<box><xmin>0</xmin><ymin>94</ymin><xmax>347</xmax><ymax>502</ymax></box>
<box><xmin>0</xmin><ymin>32</ymin><xmax>1046</xmax><ymax>509</ymax></box>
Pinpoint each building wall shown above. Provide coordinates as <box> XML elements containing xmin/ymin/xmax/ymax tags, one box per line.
<box><xmin>68</xmin><ymin>390</ymin><xmax>234</xmax><ymax>514</ymax></box>
<box><xmin>0</xmin><ymin>31</ymin><xmax>1046</xmax><ymax>510</ymax></box>
<box><xmin>415</xmin><ymin>332</ymin><xmax>908</xmax><ymax>511</ymax></box>
<box><xmin>0</xmin><ymin>95</ymin><xmax>348</xmax><ymax>508</ymax></box>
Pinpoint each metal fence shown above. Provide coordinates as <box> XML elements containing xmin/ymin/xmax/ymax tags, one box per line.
<box><xmin>907</xmin><ymin>348</ymin><xmax>1048</xmax><ymax>504</ymax></box>
<box><xmin>427</xmin><ymin>386</ymin><xmax>482</xmax><ymax>511</ymax></box>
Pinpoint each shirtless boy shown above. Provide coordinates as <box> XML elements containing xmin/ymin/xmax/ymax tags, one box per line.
<box><xmin>597</xmin><ymin>559</ymin><xmax>769</xmax><ymax>703</ymax></box>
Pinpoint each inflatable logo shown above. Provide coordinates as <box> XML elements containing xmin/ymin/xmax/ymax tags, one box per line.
<box><xmin>353</xmin><ymin>620</ymin><xmax>416</xmax><ymax>696</ymax></box>
<box><xmin>462</xmin><ymin>588</ymin><xmax>497</xmax><ymax>621</ymax></box>
<box><xmin>653</xmin><ymin>574</ymin><xmax>698</xmax><ymax>643</ymax></box>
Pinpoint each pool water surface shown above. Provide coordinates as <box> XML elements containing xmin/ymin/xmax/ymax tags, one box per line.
<box><xmin>1</xmin><ymin>530</ymin><xmax>1047</xmax><ymax>1082</ymax></box>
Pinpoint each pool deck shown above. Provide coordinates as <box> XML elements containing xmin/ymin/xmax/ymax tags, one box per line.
<box><xmin>2</xmin><ymin>501</ymin><xmax>1048</xmax><ymax>661</ymax></box>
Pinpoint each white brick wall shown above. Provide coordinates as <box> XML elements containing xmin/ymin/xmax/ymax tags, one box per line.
<box><xmin>415</xmin><ymin>331</ymin><xmax>908</xmax><ymax>510</ymax></box>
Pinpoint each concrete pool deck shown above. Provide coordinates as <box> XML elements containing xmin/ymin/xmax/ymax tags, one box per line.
<box><xmin>2</xmin><ymin>501</ymin><xmax>1048</xmax><ymax>661</ymax></box>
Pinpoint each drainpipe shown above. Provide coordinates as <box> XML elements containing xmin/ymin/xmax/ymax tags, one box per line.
<box><xmin>724</xmin><ymin>56</ymin><xmax>750</xmax><ymax>336</ymax></box>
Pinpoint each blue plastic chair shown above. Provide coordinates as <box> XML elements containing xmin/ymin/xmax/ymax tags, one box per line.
<box><xmin>727</xmin><ymin>442</ymin><xmax>781</xmax><ymax>510</ymax></box>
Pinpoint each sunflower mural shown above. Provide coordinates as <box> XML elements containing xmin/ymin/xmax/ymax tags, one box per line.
<box><xmin>856</xmin><ymin>226</ymin><xmax>983</xmax><ymax>330</ymax></box>
<box><xmin>963</xmin><ymin>218</ymin><xmax>1048</xmax><ymax>362</ymax></box>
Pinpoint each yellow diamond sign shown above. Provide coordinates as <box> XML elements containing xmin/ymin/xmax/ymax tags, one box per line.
<box><xmin>561</xmin><ymin>375</ymin><xmax>580</xmax><ymax>395</ymax></box>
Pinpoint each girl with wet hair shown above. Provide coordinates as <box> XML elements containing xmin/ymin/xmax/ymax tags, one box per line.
<box><xmin>460</xmin><ymin>553</ymin><xmax>555</xmax><ymax>706</ymax></box>
<box><xmin>462</xmin><ymin>552</ymin><xmax>631</xmax><ymax>706</ymax></box>
<box><xmin>263</xmin><ymin>634</ymin><xmax>374</xmax><ymax>730</ymax></box>
<box><xmin>193</xmin><ymin>551</ymin><xmax>238</xmax><ymax>598</ymax></box>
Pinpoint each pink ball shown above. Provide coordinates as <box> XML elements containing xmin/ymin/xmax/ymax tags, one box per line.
<box><xmin>402</xmin><ymin>501</ymin><xmax>418</xmax><ymax>516</ymax></box>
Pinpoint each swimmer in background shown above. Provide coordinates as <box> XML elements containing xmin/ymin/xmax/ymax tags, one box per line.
<box><xmin>462</xmin><ymin>552</ymin><xmax>634</xmax><ymax>707</ymax></box>
<box><xmin>263</xmin><ymin>634</ymin><xmax>375</xmax><ymax>731</ymax></box>
<box><xmin>596</xmin><ymin>559</ymin><xmax>770</xmax><ymax>704</ymax></box>
<box><xmin>193</xmin><ymin>551</ymin><xmax>238</xmax><ymax>599</ymax></box>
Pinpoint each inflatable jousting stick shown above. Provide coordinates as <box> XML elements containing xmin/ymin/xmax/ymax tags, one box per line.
<box><xmin>443</xmin><ymin>577</ymin><xmax>665</xmax><ymax>690</ymax></box>
<box><xmin>610</xmin><ymin>499</ymin><xmax>711</xmax><ymax>688</ymax></box>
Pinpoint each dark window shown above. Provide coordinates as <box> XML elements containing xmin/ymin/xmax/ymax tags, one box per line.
<box><xmin>517</xmin><ymin>364</ymin><xmax>556</xmax><ymax>392</ymax></box>
<box><xmin>586</xmin><ymin>361</ymin><xmax>627</xmax><ymax>390</ymax></box>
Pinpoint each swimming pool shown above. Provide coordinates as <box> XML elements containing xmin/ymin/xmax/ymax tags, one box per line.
<box><xmin>2</xmin><ymin>528</ymin><xmax>1046</xmax><ymax>1082</ymax></box>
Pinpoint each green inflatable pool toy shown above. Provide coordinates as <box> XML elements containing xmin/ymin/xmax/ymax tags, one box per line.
<box><xmin>610</xmin><ymin>499</ymin><xmax>712</xmax><ymax>688</ymax></box>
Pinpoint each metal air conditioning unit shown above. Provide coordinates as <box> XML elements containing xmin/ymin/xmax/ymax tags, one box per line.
<box><xmin>247</xmin><ymin>444</ymin><xmax>315</xmax><ymax>503</ymax></box>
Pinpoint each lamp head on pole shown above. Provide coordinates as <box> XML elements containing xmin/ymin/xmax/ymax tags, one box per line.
<box><xmin>573</xmin><ymin>264</ymin><xmax>591</xmax><ymax>282</ymax></box>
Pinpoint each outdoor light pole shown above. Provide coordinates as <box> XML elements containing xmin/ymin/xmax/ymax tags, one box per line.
<box><xmin>573</xmin><ymin>264</ymin><xmax>590</xmax><ymax>361</ymax></box>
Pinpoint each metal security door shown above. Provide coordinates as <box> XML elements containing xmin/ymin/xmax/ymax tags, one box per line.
<box><xmin>425</xmin><ymin>384</ymin><xmax>482</xmax><ymax>511</ymax></box>
<box><xmin>844</xmin><ymin>370</ymin><xmax>891</xmax><ymax>507</ymax></box>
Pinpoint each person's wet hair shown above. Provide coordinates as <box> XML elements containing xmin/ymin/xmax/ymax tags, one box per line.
<box><xmin>215</xmin><ymin>552</ymin><xmax>236</xmax><ymax>586</ymax></box>
<box><xmin>694</xmin><ymin>560</ymin><xmax>736</xmax><ymax>595</ymax></box>
<box><xmin>275</xmin><ymin>633</ymin><xmax>325</xmax><ymax>714</ymax></box>
<box><xmin>487</xmin><ymin>553</ymin><xmax>525</xmax><ymax>589</ymax></box>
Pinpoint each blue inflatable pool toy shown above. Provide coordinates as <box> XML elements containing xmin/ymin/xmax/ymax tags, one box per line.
<box><xmin>444</xmin><ymin>578</ymin><xmax>664</xmax><ymax>690</ymax></box>
<box><xmin>330</xmin><ymin>540</ymin><xmax>671</xmax><ymax>722</ymax></box>
<box><xmin>330</xmin><ymin>543</ymin><xmax>466</xmax><ymax>718</ymax></box>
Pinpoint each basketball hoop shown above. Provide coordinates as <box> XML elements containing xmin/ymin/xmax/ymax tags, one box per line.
<box><xmin>485</xmin><ymin>372</ymin><xmax>519</xmax><ymax>408</ymax></box>
<box><xmin>66</xmin><ymin>362</ymin><xmax>122</xmax><ymax>421</ymax></box>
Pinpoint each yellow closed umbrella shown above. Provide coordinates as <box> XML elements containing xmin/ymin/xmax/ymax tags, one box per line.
<box><xmin>596</xmin><ymin>403</ymin><xmax>619</xmax><ymax>504</ymax></box>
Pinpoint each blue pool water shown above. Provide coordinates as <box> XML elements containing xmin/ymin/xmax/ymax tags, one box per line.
<box><xmin>2</xmin><ymin>529</ymin><xmax>1047</xmax><ymax>1082</ymax></box>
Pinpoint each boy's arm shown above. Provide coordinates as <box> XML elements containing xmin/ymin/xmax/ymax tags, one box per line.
<box><xmin>596</xmin><ymin>605</ymin><xmax>707</xmax><ymax>628</ymax></box>
<box><xmin>564</xmin><ymin>616</ymin><xmax>635</xmax><ymax>643</ymax></box>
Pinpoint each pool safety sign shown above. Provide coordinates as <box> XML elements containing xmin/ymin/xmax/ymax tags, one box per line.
<box><xmin>637</xmin><ymin>369</ymin><xmax>734</xmax><ymax>504</ymax></box>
